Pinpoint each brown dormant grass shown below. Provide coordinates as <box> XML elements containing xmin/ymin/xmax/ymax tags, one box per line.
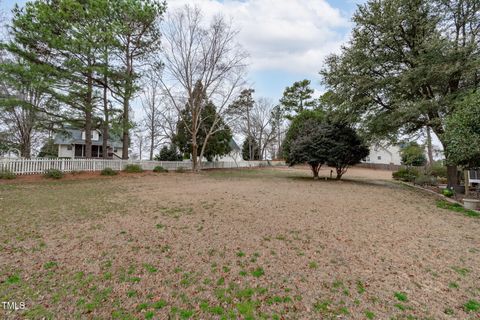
<box><xmin>0</xmin><ymin>167</ymin><xmax>479</xmax><ymax>319</ymax></box>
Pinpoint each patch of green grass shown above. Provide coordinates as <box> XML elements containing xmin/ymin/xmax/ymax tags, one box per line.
<box><xmin>437</xmin><ymin>200</ymin><xmax>480</xmax><ymax>218</ymax></box>
<box><xmin>356</xmin><ymin>280</ymin><xmax>366</xmax><ymax>294</ymax></box>
<box><xmin>308</xmin><ymin>261</ymin><xmax>318</xmax><ymax>269</ymax></box>
<box><xmin>179</xmin><ymin>309</ymin><xmax>194</xmax><ymax>319</ymax></box>
<box><xmin>448</xmin><ymin>282</ymin><xmax>459</xmax><ymax>289</ymax></box>
<box><xmin>145</xmin><ymin>311</ymin><xmax>155</xmax><ymax>320</ymax></box>
<box><xmin>239</xmin><ymin>270</ymin><xmax>247</xmax><ymax>276</ymax></box>
<box><xmin>394</xmin><ymin>303</ymin><xmax>406</xmax><ymax>311</ymax></box>
<box><xmin>155</xmin><ymin>223</ymin><xmax>165</xmax><ymax>229</ymax></box>
<box><xmin>313</xmin><ymin>300</ymin><xmax>331</xmax><ymax>313</ymax></box>
<box><xmin>126</xmin><ymin>290</ymin><xmax>137</xmax><ymax>298</ymax></box>
<box><xmin>365</xmin><ymin>310</ymin><xmax>375</xmax><ymax>319</ymax></box>
<box><xmin>143</xmin><ymin>263</ymin><xmax>157</xmax><ymax>273</ymax></box>
<box><xmin>394</xmin><ymin>291</ymin><xmax>408</xmax><ymax>302</ymax></box>
<box><xmin>451</xmin><ymin>266</ymin><xmax>471</xmax><ymax>276</ymax></box>
<box><xmin>136</xmin><ymin>302</ymin><xmax>149</xmax><ymax>312</ymax></box>
<box><xmin>44</xmin><ymin>261</ymin><xmax>58</xmax><ymax>269</ymax></box>
<box><xmin>464</xmin><ymin>299</ymin><xmax>480</xmax><ymax>312</ymax></box>
<box><xmin>6</xmin><ymin>273</ymin><xmax>20</xmax><ymax>284</ymax></box>
<box><xmin>251</xmin><ymin>267</ymin><xmax>264</xmax><ymax>277</ymax></box>
<box><xmin>153</xmin><ymin>299</ymin><xmax>167</xmax><ymax>309</ymax></box>
<box><xmin>236</xmin><ymin>251</ymin><xmax>245</xmax><ymax>257</ymax></box>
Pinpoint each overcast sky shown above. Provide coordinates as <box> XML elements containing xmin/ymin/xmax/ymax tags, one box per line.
<box><xmin>2</xmin><ymin>0</ymin><xmax>365</xmax><ymax>101</ymax></box>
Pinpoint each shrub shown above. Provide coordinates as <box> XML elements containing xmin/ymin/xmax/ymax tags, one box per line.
<box><xmin>153</xmin><ymin>166</ymin><xmax>168</xmax><ymax>173</ymax></box>
<box><xmin>176</xmin><ymin>167</ymin><xmax>186</xmax><ymax>173</ymax></box>
<box><xmin>124</xmin><ymin>164</ymin><xmax>143</xmax><ymax>173</ymax></box>
<box><xmin>44</xmin><ymin>169</ymin><xmax>63</xmax><ymax>179</ymax></box>
<box><xmin>0</xmin><ymin>170</ymin><xmax>16</xmax><ymax>179</ymax></box>
<box><xmin>442</xmin><ymin>188</ymin><xmax>454</xmax><ymax>197</ymax></box>
<box><xmin>414</xmin><ymin>174</ymin><xmax>437</xmax><ymax>186</ymax></box>
<box><xmin>428</xmin><ymin>162</ymin><xmax>447</xmax><ymax>178</ymax></box>
<box><xmin>101</xmin><ymin>167</ymin><xmax>118</xmax><ymax>176</ymax></box>
<box><xmin>392</xmin><ymin>168</ymin><xmax>419</xmax><ymax>182</ymax></box>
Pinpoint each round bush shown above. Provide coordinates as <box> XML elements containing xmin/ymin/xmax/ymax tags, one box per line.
<box><xmin>101</xmin><ymin>167</ymin><xmax>118</xmax><ymax>176</ymax></box>
<box><xmin>442</xmin><ymin>188</ymin><xmax>454</xmax><ymax>197</ymax></box>
<box><xmin>44</xmin><ymin>169</ymin><xmax>63</xmax><ymax>179</ymax></box>
<box><xmin>124</xmin><ymin>164</ymin><xmax>143</xmax><ymax>173</ymax></box>
<box><xmin>153</xmin><ymin>166</ymin><xmax>168</xmax><ymax>173</ymax></box>
<box><xmin>392</xmin><ymin>168</ymin><xmax>419</xmax><ymax>182</ymax></box>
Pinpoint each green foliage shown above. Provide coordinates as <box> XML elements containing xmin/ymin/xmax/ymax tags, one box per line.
<box><xmin>283</xmin><ymin>109</ymin><xmax>324</xmax><ymax>164</ymax></box>
<box><xmin>100</xmin><ymin>167</ymin><xmax>118</xmax><ymax>176</ymax></box>
<box><xmin>436</xmin><ymin>200</ymin><xmax>479</xmax><ymax>218</ymax></box>
<box><xmin>241</xmin><ymin>136</ymin><xmax>260</xmax><ymax>160</ymax></box>
<box><xmin>154</xmin><ymin>145</ymin><xmax>182</xmax><ymax>161</ymax></box>
<box><xmin>279</xmin><ymin>79</ymin><xmax>318</xmax><ymax>119</ymax></box>
<box><xmin>174</xmin><ymin>100</ymin><xmax>233</xmax><ymax>162</ymax></box>
<box><xmin>400</xmin><ymin>142</ymin><xmax>426</xmax><ymax>167</ymax></box>
<box><xmin>464</xmin><ymin>299</ymin><xmax>480</xmax><ymax>312</ymax></box>
<box><xmin>153</xmin><ymin>166</ymin><xmax>168</xmax><ymax>173</ymax></box>
<box><xmin>428</xmin><ymin>161</ymin><xmax>447</xmax><ymax>178</ymax></box>
<box><xmin>283</xmin><ymin>110</ymin><xmax>367</xmax><ymax>179</ymax></box>
<box><xmin>320</xmin><ymin>0</ymin><xmax>480</xmax><ymax>170</ymax></box>
<box><xmin>325</xmin><ymin>124</ymin><xmax>369</xmax><ymax>179</ymax></box>
<box><xmin>123</xmin><ymin>164</ymin><xmax>143</xmax><ymax>173</ymax></box>
<box><xmin>37</xmin><ymin>138</ymin><xmax>58</xmax><ymax>158</ymax></box>
<box><xmin>0</xmin><ymin>170</ymin><xmax>16</xmax><ymax>180</ymax></box>
<box><xmin>43</xmin><ymin>169</ymin><xmax>63</xmax><ymax>179</ymax></box>
<box><xmin>392</xmin><ymin>168</ymin><xmax>419</xmax><ymax>182</ymax></box>
<box><xmin>442</xmin><ymin>188</ymin><xmax>454</xmax><ymax>197</ymax></box>
<box><xmin>444</xmin><ymin>92</ymin><xmax>480</xmax><ymax>167</ymax></box>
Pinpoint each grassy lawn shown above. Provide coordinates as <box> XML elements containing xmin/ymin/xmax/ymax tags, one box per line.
<box><xmin>1</xmin><ymin>167</ymin><xmax>479</xmax><ymax>319</ymax></box>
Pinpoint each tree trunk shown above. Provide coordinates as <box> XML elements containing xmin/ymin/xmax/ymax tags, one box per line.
<box><xmin>447</xmin><ymin>165</ymin><xmax>459</xmax><ymax>188</ymax></box>
<box><xmin>311</xmin><ymin>164</ymin><xmax>320</xmax><ymax>179</ymax></box>
<box><xmin>102</xmin><ymin>50</ymin><xmax>109</xmax><ymax>159</ymax></box>
<box><xmin>336</xmin><ymin>167</ymin><xmax>343</xmax><ymax>180</ymax></box>
<box><xmin>426</xmin><ymin>126</ymin><xmax>434</xmax><ymax>166</ymax></box>
<box><xmin>464</xmin><ymin>170</ymin><xmax>469</xmax><ymax>196</ymax></box>
<box><xmin>85</xmin><ymin>68</ymin><xmax>93</xmax><ymax>158</ymax></box>
<box><xmin>192</xmin><ymin>140</ymin><xmax>199</xmax><ymax>171</ymax></box>
<box><xmin>122</xmin><ymin>49</ymin><xmax>132</xmax><ymax>160</ymax></box>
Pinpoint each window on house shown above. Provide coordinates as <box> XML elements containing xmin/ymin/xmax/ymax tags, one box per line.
<box><xmin>377</xmin><ymin>156</ymin><xmax>382</xmax><ymax>160</ymax></box>
<box><xmin>67</xmin><ymin>145</ymin><xmax>72</xmax><ymax>150</ymax></box>
<box><xmin>113</xmin><ymin>147</ymin><xmax>118</xmax><ymax>153</ymax></box>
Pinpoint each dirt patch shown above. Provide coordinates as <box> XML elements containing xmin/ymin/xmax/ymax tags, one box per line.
<box><xmin>0</xmin><ymin>167</ymin><xmax>479</xmax><ymax>319</ymax></box>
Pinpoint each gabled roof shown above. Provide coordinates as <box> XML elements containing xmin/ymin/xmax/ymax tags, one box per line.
<box><xmin>54</xmin><ymin>128</ymin><xmax>123</xmax><ymax>148</ymax></box>
<box><xmin>229</xmin><ymin>138</ymin><xmax>241</xmax><ymax>152</ymax></box>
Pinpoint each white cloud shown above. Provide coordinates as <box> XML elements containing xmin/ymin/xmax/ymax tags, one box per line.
<box><xmin>166</xmin><ymin>0</ymin><xmax>351</xmax><ymax>76</ymax></box>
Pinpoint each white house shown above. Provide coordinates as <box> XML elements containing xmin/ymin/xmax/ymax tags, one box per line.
<box><xmin>54</xmin><ymin>128</ymin><xmax>123</xmax><ymax>158</ymax></box>
<box><xmin>214</xmin><ymin>139</ymin><xmax>242</xmax><ymax>162</ymax></box>
<box><xmin>362</xmin><ymin>143</ymin><xmax>402</xmax><ymax>166</ymax></box>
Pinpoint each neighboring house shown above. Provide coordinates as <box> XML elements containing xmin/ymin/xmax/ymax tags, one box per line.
<box><xmin>362</xmin><ymin>143</ymin><xmax>402</xmax><ymax>166</ymax></box>
<box><xmin>54</xmin><ymin>128</ymin><xmax>123</xmax><ymax>159</ymax></box>
<box><xmin>213</xmin><ymin>139</ymin><xmax>242</xmax><ymax>162</ymax></box>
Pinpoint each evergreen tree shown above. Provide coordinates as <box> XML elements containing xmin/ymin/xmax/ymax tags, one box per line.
<box><xmin>321</xmin><ymin>0</ymin><xmax>480</xmax><ymax>186</ymax></box>
<box><xmin>279</xmin><ymin>79</ymin><xmax>318</xmax><ymax>119</ymax></box>
<box><xmin>174</xmin><ymin>102</ymin><xmax>233</xmax><ymax>162</ymax></box>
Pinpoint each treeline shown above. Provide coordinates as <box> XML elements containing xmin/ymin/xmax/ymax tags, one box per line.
<box><xmin>0</xmin><ymin>0</ymin><xmax>166</xmax><ymax>159</ymax></box>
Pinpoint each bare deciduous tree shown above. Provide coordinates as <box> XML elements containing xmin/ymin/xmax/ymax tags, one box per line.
<box><xmin>249</xmin><ymin>98</ymin><xmax>277</xmax><ymax>160</ymax></box>
<box><xmin>140</xmin><ymin>75</ymin><xmax>167</xmax><ymax>160</ymax></box>
<box><xmin>159</xmin><ymin>6</ymin><xmax>247</xmax><ymax>171</ymax></box>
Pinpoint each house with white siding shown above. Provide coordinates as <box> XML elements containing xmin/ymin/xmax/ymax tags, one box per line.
<box><xmin>362</xmin><ymin>143</ymin><xmax>402</xmax><ymax>166</ymax></box>
<box><xmin>54</xmin><ymin>128</ymin><xmax>123</xmax><ymax>159</ymax></box>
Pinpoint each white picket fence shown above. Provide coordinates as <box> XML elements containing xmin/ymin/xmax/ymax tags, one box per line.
<box><xmin>0</xmin><ymin>158</ymin><xmax>285</xmax><ymax>175</ymax></box>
